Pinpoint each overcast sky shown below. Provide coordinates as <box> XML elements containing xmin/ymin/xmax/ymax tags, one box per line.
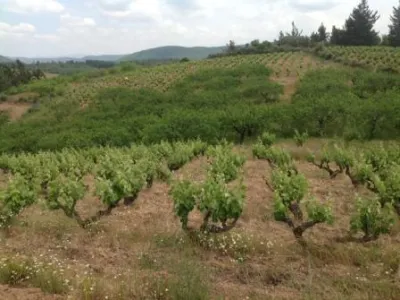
<box><xmin>0</xmin><ymin>0</ymin><xmax>396</xmax><ymax>57</ymax></box>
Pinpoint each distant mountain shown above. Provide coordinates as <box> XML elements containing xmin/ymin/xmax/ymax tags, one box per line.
<box><xmin>12</xmin><ymin>55</ymin><xmax>124</xmax><ymax>63</ymax></box>
<box><xmin>82</xmin><ymin>54</ymin><xmax>124</xmax><ymax>61</ymax></box>
<box><xmin>0</xmin><ymin>55</ymin><xmax>12</xmax><ymax>63</ymax></box>
<box><xmin>5</xmin><ymin>45</ymin><xmax>225</xmax><ymax>64</ymax></box>
<box><xmin>119</xmin><ymin>45</ymin><xmax>225</xmax><ymax>61</ymax></box>
<box><xmin>12</xmin><ymin>57</ymin><xmax>84</xmax><ymax>64</ymax></box>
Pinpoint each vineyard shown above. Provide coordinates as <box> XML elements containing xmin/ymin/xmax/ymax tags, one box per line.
<box><xmin>0</xmin><ymin>136</ymin><xmax>399</xmax><ymax>299</ymax></box>
<box><xmin>316</xmin><ymin>46</ymin><xmax>400</xmax><ymax>72</ymax></box>
<box><xmin>1</xmin><ymin>45</ymin><xmax>400</xmax><ymax>299</ymax></box>
<box><xmin>5</xmin><ymin>52</ymin><xmax>330</xmax><ymax>105</ymax></box>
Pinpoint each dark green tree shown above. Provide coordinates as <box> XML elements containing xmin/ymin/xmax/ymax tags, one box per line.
<box><xmin>318</xmin><ymin>23</ymin><xmax>328</xmax><ymax>42</ymax></box>
<box><xmin>388</xmin><ymin>1</ymin><xmax>400</xmax><ymax>46</ymax></box>
<box><xmin>330</xmin><ymin>26</ymin><xmax>346</xmax><ymax>44</ymax></box>
<box><xmin>250</xmin><ymin>39</ymin><xmax>260</xmax><ymax>48</ymax></box>
<box><xmin>381</xmin><ymin>34</ymin><xmax>390</xmax><ymax>46</ymax></box>
<box><xmin>311</xmin><ymin>23</ymin><xmax>328</xmax><ymax>43</ymax></box>
<box><xmin>343</xmin><ymin>0</ymin><xmax>380</xmax><ymax>45</ymax></box>
<box><xmin>226</xmin><ymin>40</ymin><xmax>236</xmax><ymax>53</ymax></box>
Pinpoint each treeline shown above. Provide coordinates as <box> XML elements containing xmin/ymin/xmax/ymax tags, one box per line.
<box><xmin>0</xmin><ymin>60</ymin><xmax>44</xmax><ymax>93</ymax></box>
<box><xmin>213</xmin><ymin>0</ymin><xmax>400</xmax><ymax>58</ymax></box>
<box><xmin>1</xmin><ymin>64</ymin><xmax>400</xmax><ymax>152</ymax></box>
<box><xmin>29</xmin><ymin>60</ymin><xmax>117</xmax><ymax>75</ymax></box>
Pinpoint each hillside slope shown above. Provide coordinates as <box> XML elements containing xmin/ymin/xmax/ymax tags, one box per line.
<box><xmin>82</xmin><ymin>54</ymin><xmax>124</xmax><ymax>61</ymax></box>
<box><xmin>0</xmin><ymin>55</ymin><xmax>11</xmax><ymax>63</ymax></box>
<box><xmin>120</xmin><ymin>45</ymin><xmax>225</xmax><ymax>61</ymax></box>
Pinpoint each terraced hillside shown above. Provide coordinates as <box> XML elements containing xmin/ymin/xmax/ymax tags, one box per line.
<box><xmin>316</xmin><ymin>46</ymin><xmax>400</xmax><ymax>72</ymax></box>
<box><xmin>0</xmin><ymin>52</ymin><xmax>340</xmax><ymax>152</ymax></box>
<box><xmin>1</xmin><ymin>45</ymin><xmax>400</xmax><ymax>300</ymax></box>
<box><xmin>1</xmin><ymin>48</ymin><xmax>400</xmax><ymax>153</ymax></box>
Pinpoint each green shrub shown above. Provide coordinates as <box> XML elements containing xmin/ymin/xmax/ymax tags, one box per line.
<box><xmin>350</xmin><ymin>197</ymin><xmax>396</xmax><ymax>241</ymax></box>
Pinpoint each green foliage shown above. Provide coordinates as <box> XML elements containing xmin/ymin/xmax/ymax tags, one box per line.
<box><xmin>169</xmin><ymin>180</ymin><xmax>199</xmax><ymax>229</ymax></box>
<box><xmin>305</xmin><ymin>198</ymin><xmax>334</xmax><ymax>225</ymax></box>
<box><xmin>307</xmin><ymin>143</ymin><xmax>355</xmax><ymax>178</ymax></box>
<box><xmin>0</xmin><ymin>63</ymin><xmax>283</xmax><ymax>152</ymax></box>
<box><xmin>206</xmin><ymin>142</ymin><xmax>246</xmax><ymax>182</ymax></box>
<box><xmin>293</xmin><ymin>129</ymin><xmax>308</xmax><ymax>147</ymax></box>
<box><xmin>0</xmin><ymin>174</ymin><xmax>36</xmax><ymax>227</ymax></box>
<box><xmin>259</xmin><ymin>132</ymin><xmax>276</xmax><ymax>147</ymax></box>
<box><xmin>95</xmin><ymin>156</ymin><xmax>147</xmax><ymax>207</ymax></box>
<box><xmin>350</xmin><ymin>197</ymin><xmax>396</xmax><ymax>241</ymax></box>
<box><xmin>0</xmin><ymin>141</ymin><xmax>204</xmax><ymax>229</ymax></box>
<box><xmin>0</xmin><ymin>60</ymin><xmax>45</xmax><ymax>92</ymax></box>
<box><xmin>2</xmin><ymin>52</ymin><xmax>400</xmax><ymax>153</ymax></box>
<box><xmin>198</xmin><ymin>175</ymin><xmax>245</xmax><ymax>226</ymax></box>
<box><xmin>170</xmin><ymin>175</ymin><xmax>246</xmax><ymax>233</ymax></box>
<box><xmin>47</xmin><ymin>175</ymin><xmax>86</xmax><ymax>218</ymax></box>
<box><xmin>269</xmin><ymin>158</ymin><xmax>334</xmax><ymax>239</ymax></box>
<box><xmin>271</xmin><ymin>169</ymin><xmax>307</xmax><ymax>207</ymax></box>
<box><xmin>375</xmin><ymin>164</ymin><xmax>400</xmax><ymax>210</ymax></box>
<box><xmin>254</xmin><ymin>145</ymin><xmax>296</xmax><ymax>172</ymax></box>
<box><xmin>169</xmin><ymin>144</ymin><xmax>246</xmax><ymax>233</ymax></box>
<box><xmin>388</xmin><ymin>1</ymin><xmax>400</xmax><ymax>47</ymax></box>
<box><xmin>330</xmin><ymin>0</ymin><xmax>380</xmax><ymax>46</ymax></box>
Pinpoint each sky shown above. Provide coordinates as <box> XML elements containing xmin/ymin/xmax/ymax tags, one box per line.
<box><xmin>0</xmin><ymin>0</ymin><xmax>397</xmax><ymax>57</ymax></box>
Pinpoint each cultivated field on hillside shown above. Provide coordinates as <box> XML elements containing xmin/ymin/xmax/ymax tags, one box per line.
<box><xmin>317</xmin><ymin>46</ymin><xmax>400</xmax><ymax>72</ymax></box>
<box><xmin>5</xmin><ymin>49</ymin><xmax>400</xmax><ymax>153</ymax></box>
<box><xmin>1</xmin><ymin>45</ymin><xmax>400</xmax><ymax>300</ymax></box>
<box><xmin>0</xmin><ymin>138</ymin><xmax>399</xmax><ymax>300</ymax></box>
<box><xmin>2</xmin><ymin>52</ymin><xmax>329</xmax><ymax>105</ymax></box>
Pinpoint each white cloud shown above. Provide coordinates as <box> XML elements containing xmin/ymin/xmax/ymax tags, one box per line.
<box><xmin>33</xmin><ymin>33</ymin><xmax>59</xmax><ymax>41</ymax></box>
<box><xmin>98</xmin><ymin>0</ymin><xmax>132</xmax><ymax>11</ymax></box>
<box><xmin>96</xmin><ymin>0</ymin><xmax>167</xmax><ymax>21</ymax></box>
<box><xmin>6</xmin><ymin>0</ymin><xmax>64</xmax><ymax>13</ymax></box>
<box><xmin>0</xmin><ymin>22</ymin><xmax>35</xmax><ymax>33</ymax></box>
<box><xmin>60</xmin><ymin>14</ymin><xmax>97</xmax><ymax>27</ymax></box>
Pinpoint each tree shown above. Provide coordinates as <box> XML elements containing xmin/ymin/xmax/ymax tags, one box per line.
<box><xmin>318</xmin><ymin>23</ymin><xmax>328</xmax><ymax>42</ymax></box>
<box><xmin>330</xmin><ymin>26</ymin><xmax>346</xmax><ymax>44</ymax></box>
<box><xmin>311</xmin><ymin>23</ymin><xmax>328</xmax><ymax>43</ymax></box>
<box><xmin>343</xmin><ymin>0</ymin><xmax>380</xmax><ymax>45</ymax></box>
<box><xmin>250</xmin><ymin>39</ymin><xmax>260</xmax><ymax>48</ymax></box>
<box><xmin>226</xmin><ymin>40</ymin><xmax>236</xmax><ymax>53</ymax></box>
<box><xmin>277</xmin><ymin>22</ymin><xmax>311</xmax><ymax>48</ymax></box>
<box><xmin>381</xmin><ymin>34</ymin><xmax>390</xmax><ymax>46</ymax></box>
<box><xmin>290</xmin><ymin>21</ymin><xmax>302</xmax><ymax>37</ymax></box>
<box><xmin>388</xmin><ymin>1</ymin><xmax>400</xmax><ymax>46</ymax></box>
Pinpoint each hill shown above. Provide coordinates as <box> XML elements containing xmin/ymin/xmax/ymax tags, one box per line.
<box><xmin>82</xmin><ymin>54</ymin><xmax>124</xmax><ymax>61</ymax></box>
<box><xmin>1</xmin><ymin>47</ymin><xmax>400</xmax><ymax>300</ymax></box>
<box><xmin>0</xmin><ymin>55</ymin><xmax>12</xmax><ymax>63</ymax></box>
<box><xmin>119</xmin><ymin>45</ymin><xmax>225</xmax><ymax>61</ymax></box>
<box><xmin>13</xmin><ymin>57</ymin><xmax>83</xmax><ymax>64</ymax></box>
<box><xmin>10</xmin><ymin>55</ymin><xmax>123</xmax><ymax>63</ymax></box>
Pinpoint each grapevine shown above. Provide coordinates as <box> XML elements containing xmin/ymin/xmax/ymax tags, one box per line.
<box><xmin>170</xmin><ymin>143</ymin><xmax>246</xmax><ymax>233</ymax></box>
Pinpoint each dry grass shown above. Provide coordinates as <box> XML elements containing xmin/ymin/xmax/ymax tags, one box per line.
<box><xmin>0</xmin><ymin>102</ymin><xmax>32</xmax><ymax>121</ymax></box>
<box><xmin>0</xmin><ymin>141</ymin><xmax>399</xmax><ymax>299</ymax></box>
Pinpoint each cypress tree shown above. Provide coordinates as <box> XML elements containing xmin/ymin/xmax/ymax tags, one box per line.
<box><xmin>389</xmin><ymin>1</ymin><xmax>400</xmax><ymax>46</ymax></box>
<box><xmin>343</xmin><ymin>0</ymin><xmax>380</xmax><ymax>45</ymax></box>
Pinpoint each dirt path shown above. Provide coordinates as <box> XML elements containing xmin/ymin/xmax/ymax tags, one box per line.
<box><xmin>0</xmin><ymin>102</ymin><xmax>31</xmax><ymax>121</ymax></box>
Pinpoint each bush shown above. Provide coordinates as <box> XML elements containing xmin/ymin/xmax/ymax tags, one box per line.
<box><xmin>271</xmin><ymin>168</ymin><xmax>334</xmax><ymax>239</ymax></box>
<box><xmin>350</xmin><ymin>197</ymin><xmax>396</xmax><ymax>241</ymax></box>
<box><xmin>170</xmin><ymin>144</ymin><xmax>246</xmax><ymax>233</ymax></box>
